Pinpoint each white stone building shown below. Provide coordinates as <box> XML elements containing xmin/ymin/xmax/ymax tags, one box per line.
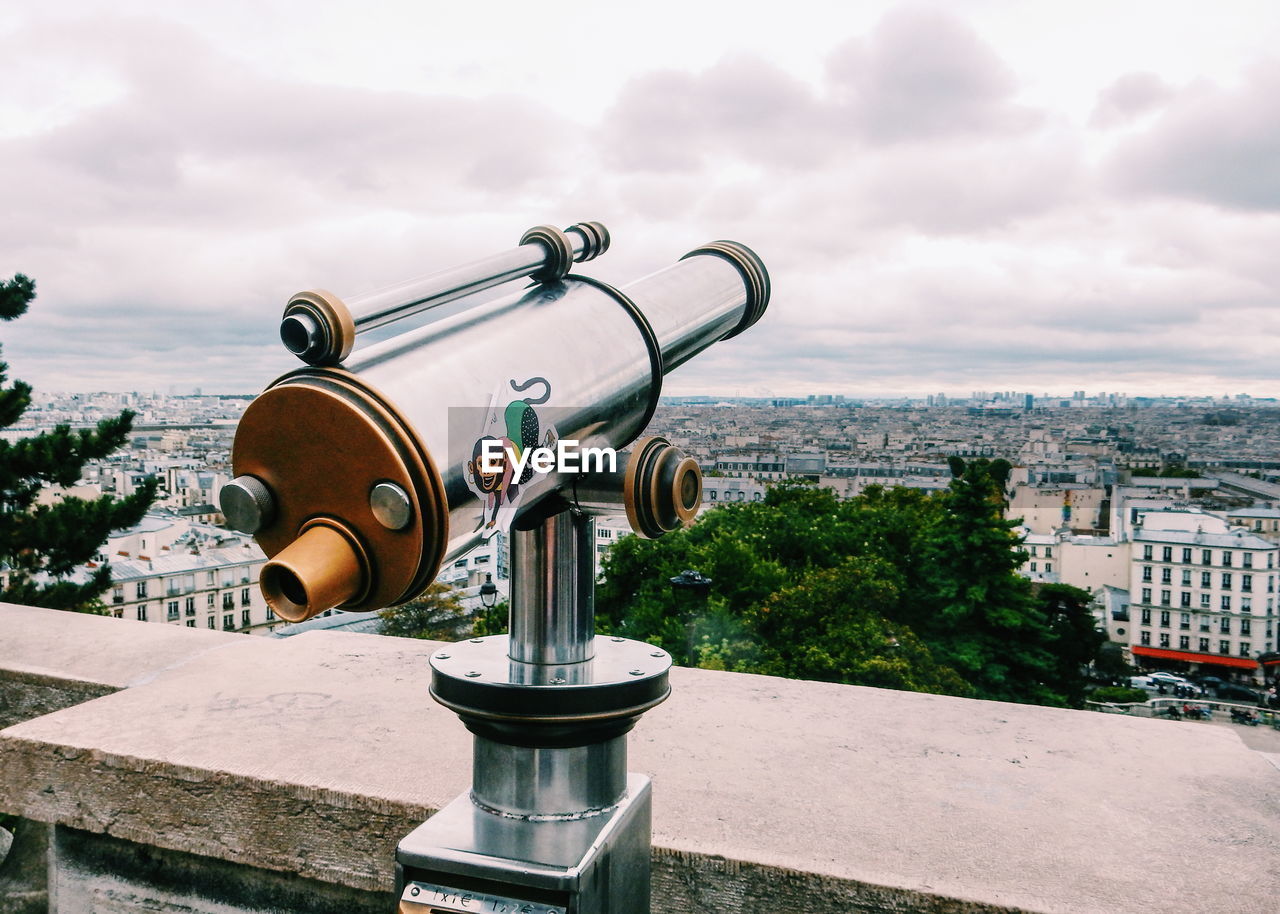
<box><xmin>1128</xmin><ymin>514</ymin><xmax>1277</xmax><ymax>682</ymax></box>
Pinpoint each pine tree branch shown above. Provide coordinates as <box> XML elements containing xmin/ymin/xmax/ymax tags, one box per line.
<box><xmin>0</xmin><ymin>274</ymin><xmax>34</xmax><ymax>321</ymax></box>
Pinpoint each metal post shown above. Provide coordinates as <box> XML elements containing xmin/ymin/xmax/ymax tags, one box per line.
<box><xmin>397</xmin><ymin>506</ymin><xmax>667</xmax><ymax>914</ymax></box>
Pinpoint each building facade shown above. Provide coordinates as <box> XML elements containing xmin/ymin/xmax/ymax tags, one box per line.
<box><xmin>1128</xmin><ymin>522</ymin><xmax>1277</xmax><ymax>681</ymax></box>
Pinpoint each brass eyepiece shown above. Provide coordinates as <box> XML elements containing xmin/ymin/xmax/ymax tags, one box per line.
<box><xmin>259</xmin><ymin>520</ymin><xmax>368</xmax><ymax>622</ymax></box>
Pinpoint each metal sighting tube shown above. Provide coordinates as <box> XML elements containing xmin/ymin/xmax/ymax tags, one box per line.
<box><xmin>281</xmin><ymin>222</ymin><xmax>610</xmax><ymax>366</ymax></box>
<box><xmin>509</xmin><ymin>511</ymin><xmax>595</xmax><ymax>665</ymax></box>
<box><xmin>346</xmin><ymin>225</ymin><xmax>604</xmax><ymax>334</ymax></box>
<box><xmin>343</xmin><ymin>240</ymin><xmax>768</xmax><ymax>565</ymax></box>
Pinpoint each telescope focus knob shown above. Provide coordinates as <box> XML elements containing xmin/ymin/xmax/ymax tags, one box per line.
<box><xmin>219</xmin><ymin>476</ymin><xmax>276</xmax><ymax>535</ymax></box>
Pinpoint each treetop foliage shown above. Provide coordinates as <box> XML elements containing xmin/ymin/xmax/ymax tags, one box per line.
<box><xmin>0</xmin><ymin>274</ymin><xmax>157</xmax><ymax>612</ymax></box>
<box><xmin>598</xmin><ymin>459</ymin><xmax>1103</xmax><ymax>708</ymax></box>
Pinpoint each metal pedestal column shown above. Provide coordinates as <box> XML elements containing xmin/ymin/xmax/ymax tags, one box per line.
<box><xmin>396</xmin><ymin>510</ymin><xmax>670</xmax><ymax>914</ymax></box>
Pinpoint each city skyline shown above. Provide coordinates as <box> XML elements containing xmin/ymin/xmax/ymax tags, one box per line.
<box><xmin>3</xmin><ymin>1</ymin><xmax>1280</xmax><ymax>397</ymax></box>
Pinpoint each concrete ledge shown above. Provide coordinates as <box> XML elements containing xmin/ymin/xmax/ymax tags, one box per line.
<box><xmin>0</xmin><ymin>603</ymin><xmax>242</xmax><ymax>728</ymax></box>
<box><xmin>1</xmin><ymin>604</ymin><xmax>1277</xmax><ymax>913</ymax></box>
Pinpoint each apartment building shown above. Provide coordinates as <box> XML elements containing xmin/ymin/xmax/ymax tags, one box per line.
<box><xmin>105</xmin><ymin>536</ymin><xmax>276</xmax><ymax>634</ymax></box>
<box><xmin>1128</xmin><ymin>520</ymin><xmax>1277</xmax><ymax>681</ymax></box>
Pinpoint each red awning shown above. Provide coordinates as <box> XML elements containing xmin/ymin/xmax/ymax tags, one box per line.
<box><xmin>1131</xmin><ymin>645</ymin><xmax>1258</xmax><ymax>670</ymax></box>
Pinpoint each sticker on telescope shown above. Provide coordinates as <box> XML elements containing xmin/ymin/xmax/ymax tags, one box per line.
<box><xmin>400</xmin><ymin>881</ymin><xmax>567</xmax><ymax>914</ymax></box>
<box><xmin>464</xmin><ymin>376</ymin><xmax>559</xmax><ymax>537</ymax></box>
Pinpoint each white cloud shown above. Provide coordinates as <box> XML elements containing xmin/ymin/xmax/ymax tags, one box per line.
<box><xmin>1</xmin><ymin>2</ymin><xmax>1279</xmax><ymax>399</ymax></box>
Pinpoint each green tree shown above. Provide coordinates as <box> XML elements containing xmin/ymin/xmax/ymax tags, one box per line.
<box><xmin>597</xmin><ymin>466</ymin><xmax>1088</xmax><ymax>708</ymax></box>
<box><xmin>1034</xmin><ymin>583</ymin><xmax>1107</xmax><ymax>707</ymax></box>
<box><xmin>378</xmin><ymin>580</ymin><xmax>471</xmax><ymax>640</ymax></box>
<box><xmin>923</xmin><ymin>458</ymin><xmax>1060</xmax><ymax>705</ymax></box>
<box><xmin>750</xmin><ymin>557</ymin><xmax>968</xmax><ymax>694</ymax></box>
<box><xmin>0</xmin><ymin>274</ymin><xmax>157</xmax><ymax>612</ymax></box>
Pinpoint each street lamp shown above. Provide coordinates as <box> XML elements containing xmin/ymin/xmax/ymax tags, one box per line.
<box><xmin>669</xmin><ymin>569</ymin><xmax>712</xmax><ymax>598</ymax></box>
<box><xmin>479</xmin><ymin>572</ymin><xmax>498</xmax><ymax>609</ymax></box>
<box><xmin>669</xmin><ymin>570</ymin><xmax>712</xmax><ymax>664</ymax></box>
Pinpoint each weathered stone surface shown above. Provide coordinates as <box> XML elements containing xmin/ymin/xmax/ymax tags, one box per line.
<box><xmin>54</xmin><ymin>826</ymin><xmax>393</xmax><ymax>913</ymax></box>
<box><xmin>2</xmin><ymin>604</ymin><xmax>1278</xmax><ymax>913</ymax></box>
<box><xmin>0</xmin><ymin>603</ymin><xmax>240</xmax><ymax>728</ymax></box>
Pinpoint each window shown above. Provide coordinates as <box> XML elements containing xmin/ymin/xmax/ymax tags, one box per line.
<box><xmin>241</xmin><ymin>609</ymin><xmax>250</xmax><ymax>627</ymax></box>
<box><xmin>207</xmin><ymin>616</ymin><xmax>215</xmax><ymax>629</ymax></box>
<box><xmin>1201</xmin><ymin>571</ymin><xmax>1212</xmax><ymax>588</ymax></box>
<box><xmin>1220</xmin><ymin>618</ymin><xmax>1231</xmax><ymax>634</ymax></box>
<box><xmin>1221</xmin><ymin>573</ymin><xmax>1232</xmax><ymax>590</ymax></box>
<box><xmin>1141</xmin><ymin>608</ymin><xmax>1152</xmax><ymax>624</ymax></box>
<box><xmin>1241</xmin><ymin>619</ymin><xmax>1251</xmax><ymax>636</ymax></box>
<box><xmin>266</xmin><ymin>607</ymin><xmax>276</xmax><ymax>621</ymax></box>
<box><xmin>1143</xmin><ymin>545</ymin><xmax>1152</xmax><ymax>561</ymax></box>
<box><xmin>1158</xmin><ymin>633</ymin><xmax>1170</xmax><ymax>648</ymax></box>
<box><xmin>1140</xmin><ymin>631</ymin><xmax>1151</xmax><ymax>646</ymax></box>
<box><xmin>223</xmin><ymin>614</ymin><xmax>234</xmax><ymax>631</ymax></box>
<box><xmin>222</xmin><ymin>593</ymin><xmax>234</xmax><ymax>609</ymax></box>
<box><xmin>1240</xmin><ymin>642</ymin><xmax>1251</xmax><ymax>656</ymax></box>
<box><xmin>475</xmin><ymin>554</ymin><xmax>490</xmax><ymax>564</ymax></box>
<box><xmin>185</xmin><ymin>596</ymin><xmax>195</xmax><ymax>615</ymax></box>
<box><xmin>1243</xmin><ymin>553</ymin><xmax>1253</xmax><ymax>568</ymax></box>
<box><xmin>1159</xmin><ymin>610</ymin><xmax>1170</xmax><ymax>627</ymax></box>
<box><xmin>207</xmin><ymin>571</ymin><xmax>215</xmax><ymax>585</ymax></box>
<box><xmin>241</xmin><ymin>587</ymin><xmax>251</xmax><ymax>606</ymax></box>
<box><xmin>1199</xmin><ymin>616</ymin><xmax>1210</xmax><ymax>631</ymax></box>
<box><xmin>1142</xmin><ymin>566</ymin><xmax>1152</xmax><ymax>583</ymax></box>
<box><xmin>1199</xmin><ymin>638</ymin><xmax>1209</xmax><ymax>651</ymax></box>
<box><xmin>1141</xmin><ymin>588</ymin><xmax>1151</xmax><ymax>604</ymax></box>
<box><xmin>1180</xmin><ymin>592</ymin><xmax>1191</xmax><ymax>608</ymax></box>
<box><xmin>1182</xmin><ymin>548</ymin><xmax>1192</xmax><ymax>563</ymax></box>
<box><xmin>1178</xmin><ymin>636</ymin><xmax>1189</xmax><ymax>650</ymax></box>
<box><xmin>1161</xmin><ymin>568</ymin><xmax>1172</xmax><ymax>584</ymax></box>
<box><xmin>1242</xmin><ymin>574</ymin><xmax>1252</xmax><ymax>592</ymax></box>
<box><xmin>1181</xmin><ymin>570</ymin><xmax>1192</xmax><ymax>587</ymax></box>
<box><xmin>1180</xmin><ymin>612</ymin><xmax>1191</xmax><ymax>629</ymax></box>
<box><xmin>1223</xmin><ymin>551</ymin><xmax>1233</xmax><ymax>567</ymax></box>
<box><xmin>112</xmin><ymin>586</ymin><xmax>124</xmax><ymax>604</ymax></box>
<box><xmin>1030</xmin><ymin>562</ymin><xmax>1037</xmax><ymax>572</ymax></box>
<box><xmin>1045</xmin><ymin>563</ymin><xmax>1052</xmax><ymax>573</ymax></box>
<box><xmin>1161</xmin><ymin>546</ymin><xmax>1172</xmax><ymax>562</ymax></box>
<box><xmin>1202</xmin><ymin>549</ymin><xmax>1212</xmax><ymax>565</ymax></box>
<box><xmin>1221</xmin><ymin>595</ymin><xmax>1232</xmax><ymax>611</ymax></box>
<box><xmin>1242</xmin><ymin>597</ymin><xmax>1252</xmax><ymax>613</ymax></box>
<box><xmin>1160</xmin><ymin>591</ymin><xmax>1171</xmax><ymax>606</ymax></box>
<box><xmin>137</xmin><ymin>605</ymin><xmax>148</xmax><ymax>622</ymax></box>
<box><xmin>1219</xmin><ymin>640</ymin><xmax>1230</xmax><ymax>654</ymax></box>
<box><xmin>186</xmin><ymin>620</ymin><xmax>195</xmax><ymax>628</ymax></box>
<box><xmin>167</xmin><ymin>601</ymin><xmax>179</xmax><ymax>621</ymax></box>
<box><xmin>1200</xmin><ymin>593</ymin><xmax>1211</xmax><ymax>608</ymax></box>
<box><xmin>136</xmin><ymin>582</ymin><xmax>148</xmax><ymax>599</ymax></box>
<box><xmin>207</xmin><ymin>593</ymin><xmax>215</xmax><ymax>607</ymax></box>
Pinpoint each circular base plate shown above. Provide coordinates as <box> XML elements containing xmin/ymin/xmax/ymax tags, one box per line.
<box><xmin>430</xmin><ymin>635</ymin><xmax>671</xmax><ymax>725</ymax></box>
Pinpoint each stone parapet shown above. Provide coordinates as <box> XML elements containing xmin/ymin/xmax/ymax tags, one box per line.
<box><xmin>1</xmin><ymin>603</ymin><xmax>1277</xmax><ymax>913</ymax></box>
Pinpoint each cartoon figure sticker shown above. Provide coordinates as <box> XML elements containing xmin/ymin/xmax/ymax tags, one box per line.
<box><xmin>465</xmin><ymin>377</ymin><xmax>557</xmax><ymax>536</ymax></box>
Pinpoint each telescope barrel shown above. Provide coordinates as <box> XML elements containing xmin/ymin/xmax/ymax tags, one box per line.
<box><xmin>281</xmin><ymin>222</ymin><xmax>611</xmax><ymax>366</ymax></box>
<box><xmin>228</xmin><ymin>237</ymin><xmax>768</xmax><ymax>622</ymax></box>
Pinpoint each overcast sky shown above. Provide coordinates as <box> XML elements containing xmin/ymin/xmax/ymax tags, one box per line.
<box><xmin>3</xmin><ymin>1</ymin><xmax>1279</xmax><ymax>399</ymax></box>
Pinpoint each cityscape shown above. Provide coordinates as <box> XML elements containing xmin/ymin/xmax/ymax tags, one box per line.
<box><xmin>9</xmin><ymin>388</ymin><xmax>1280</xmax><ymax>693</ymax></box>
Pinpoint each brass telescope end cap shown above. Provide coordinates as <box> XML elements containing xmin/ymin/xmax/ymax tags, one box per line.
<box><xmin>281</xmin><ymin>290</ymin><xmax>356</xmax><ymax>366</ymax></box>
<box><xmin>680</xmin><ymin>240</ymin><xmax>771</xmax><ymax>339</ymax></box>
<box><xmin>623</xmin><ymin>437</ymin><xmax>703</xmax><ymax>539</ymax></box>
<box><xmin>259</xmin><ymin>520</ymin><xmax>368</xmax><ymax>622</ymax></box>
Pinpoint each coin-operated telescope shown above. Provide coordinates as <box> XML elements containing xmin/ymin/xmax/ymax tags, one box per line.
<box><xmin>221</xmin><ymin>222</ymin><xmax>769</xmax><ymax>914</ymax></box>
